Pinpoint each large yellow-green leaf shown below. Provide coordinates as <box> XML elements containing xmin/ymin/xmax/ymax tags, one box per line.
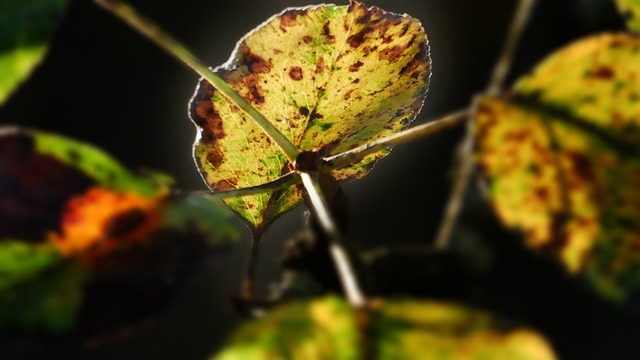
<box><xmin>189</xmin><ymin>0</ymin><xmax>430</xmax><ymax>230</ymax></box>
<box><xmin>473</xmin><ymin>33</ymin><xmax>640</xmax><ymax>305</ymax></box>
<box><xmin>515</xmin><ymin>33</ymin><xmax>640</xmax><ymax>144</ymax></box>
<box><xmin>616</xmin><ymin>0</ymin><xmax>640</xmax><ymax>32</ymax></box>
<box><xmin>212</xmin><ymin>296</ymin><xmax>557</xmax><ymax>360</ymax></box>
<box><xmin>0</xmin><ymin>0</ymin><xmax>68</xmax><ymax>105</ymax></box>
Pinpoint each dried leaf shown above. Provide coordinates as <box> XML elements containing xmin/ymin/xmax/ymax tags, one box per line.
<box><xmin>212</xmin><ymin>296</ymin><xmax>557</xmax><ymax>360</ymax></box>
<box><xmin>473</xmin><ymin>33</ymin><xmax>640</xmax><ymax>304</ymax></box>
<box><xmin>0</xmin><ymin>0</ymin><xmax>69</xmax><ymax>104</ymax></box>
<box><xmin>189</xmin><ymin>0</ymin><xmax>430</xmax><ymax>230</ymax></box>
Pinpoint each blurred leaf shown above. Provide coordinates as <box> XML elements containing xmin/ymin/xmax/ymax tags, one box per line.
<box><xmin>0</xmin><ymin>242</ymin><xmax>61</xmax><ymax>292</ymax></box>
<box><xmin>189</xmin><ymin>0</ymin><xmax>430</xmax><ymax>230</ymax></box>
<box><xmin>0</xmin><ymin>263</ymin><xmax>86</xmax><ymax>333</ymax></box>
<box><xmin>514</xmin><ymin>33</ymin><xmax>640</xmax><ymax>144</ymax></box>
<box><xmin>0</xmin><ymin>0</ymin><xmax>69</xmax><ymax>105</ymax></box>
<box><xmin>473</xmin><ymin>33</ymin><xmax>640</xmax><ymax>304</ymax></box>
<box><xmin>0</xmin><ymin>127</ymin><xmax>240</xmax><ymax>336</ymax></box>
<box><xmin>162</xmin><ymin>194</ymin><xmax>241</xmax><ymax>247</ymax></box>
<box><xmin>616</xmin><ymin>0</ymin><xmax>640</xmax><ymax>31</ymax></box>
<box><xmin>213</xmin><ymin>296</ymin><xmax>556</xmax><ymax>359</ymax></box>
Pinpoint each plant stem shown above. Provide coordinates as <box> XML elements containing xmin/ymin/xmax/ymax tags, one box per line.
<box><xmin>324</xmin><ymin>110</ymin><xmax>469</xmax><ymax>170</ymax></box>
<box><xmin>93</xmin><ymin>0</ymin><xmax>300</xmax><ymax>163</ymax></box>
<box><xmin>243</xmin><ymin>230</ymin><xmax>264</xmax><ymax>299</ymax></box>
<box><xmin>189</xmin><ymin>172</ymin><xmax>300</xmax><ymax>199</ymax></box>
<box><xmin>433</xmin><ymin>119</ymin><xmax>473</xmax><ymax>249</ymax></box>
<box><xmin>299</xmin><ymin>172</ymin><xmax>366</xmax><ymax>307</ymax></box>
<box><xmin>433</xmin><ymin>0</ymin><xmax>536</xmax><ymax>249</ymax></box>
<box><xmin>486</xmin><ymin>0</ymin><xmax>536</xmax><ymax>95</ymax></box>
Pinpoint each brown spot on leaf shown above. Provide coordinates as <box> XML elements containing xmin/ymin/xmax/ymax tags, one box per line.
<box><xmin>588</xmin><ymin>66</ymin><xmax>615</xmax><ymax>79</ymax></box>
<box><xmin>212</xmin><ymin>179</ymin><xmax>238</xmax><ymax>191</ymax></box>
<box><xmin>299</xmin><ymin>106</ymin><xmax>310</xmax><ymax>116</ymax></box>
<box><xmin>349</xmin><ymin>61</ymin><xmax>364</xmax><ymax>72</ymax></box>
<box><xmin>309</xmin><ymin>110</ymin><xmax>324</xmax><ymax>121</ymax></box>
<box><xmin>347</xmin><ymin>28</ymin><xmax>373</xmax><ymax>48</ymax></box>
<box><xmin>344</xmin><ymin>89</ymin><xmax>354</xmax><ymax>100</ymax></box>
<box><xmin>352</xmin><ymin>78</ymin><xmax>360</xmax><ymax>84</ymax></box>
<box><xmin>321</xmin><ymin>21</ymin><xmax>335</xmax><ymax>44</ymax></box>
<box><xmin>289</xmin><ymin>66</ymin><xmax>303</xmax><ymax>80</ymax></box>
<box><xmin>105</xmin><ymin>208</ymin><xmax>146</xmax><ymax>238</ymax></box>
<box><xmin>239</xmin><ymin>44</ymin><xmax>273</xmax><ymax>74</ymax></box>
<box><xmin>245</xmin><ymin>76</ymin><xmax>265</xmax><ymax>104</ymax></box>
<box><xmin>399</xmin><ymin>44</ymin><xmax>427</xmax><ymax>76</ymax></box>
<box><xmin>303</xmin><ymin>35</ymin><xmax>313</xmax><ymax>44</ymax></box>
<box><xmin>279</xmin><ymin>9</ymin><xmax>307</xmax><ymax>31</ymax></box>
<box><xmin>316</xmin><ymin>56</ymin><xmax>326</xmax><ymax>73</ymax></box>
<box><xmin>206</xmin><ymin>148</ymin><xmax>224</xmax><ymax>168</ymax></box>
<box><xmin>566</xmin><ymin>151</ymin><xmax>593</xmax><ymax>181</ymax></box>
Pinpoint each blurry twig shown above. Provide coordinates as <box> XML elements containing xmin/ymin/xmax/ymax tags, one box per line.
<box><xmin>433</xmin><ymin>0</ymin><xmax>536</xmax><ymax>249</ymax></box>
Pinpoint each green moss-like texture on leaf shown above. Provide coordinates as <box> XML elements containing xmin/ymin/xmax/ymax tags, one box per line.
<box><xmin>189</xmin><ymin>0</ymin><xmax>430</xmax><ymax>230</ymax></box>
<box><xmin>212</xmin><ymin>297</ymin><xmax>557</xmax><ymax>360</ymax></box>
<box><xmin>0</xmin><ymin>0</ymin><xmax>68</xmax><ymax>104</ymax></box>
<box><xmin>473</xmin><ymin>33</ymin><xmax>640</xmax><ymax>305</ymax></box>
<box><xmin>616</xmin><ymin>0</ymin><xmax>640</xmax><ymax>32</ymax></box>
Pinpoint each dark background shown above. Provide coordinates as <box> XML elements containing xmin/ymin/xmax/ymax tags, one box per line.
<box><xmin>1</xmin><ymin>0</ymin><xmax>639</xmax><ymax>359</ymax></box>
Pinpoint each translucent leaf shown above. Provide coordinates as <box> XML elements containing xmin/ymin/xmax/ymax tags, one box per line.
<box><xmin>189</xmin><ymin>0</ymin><xmax>430</xmax><ymax>230</ymax></box>
<box><xmin>616</xmin><ymin>0</ymin><xmax>640</xmax><ymax>32</ymax></box>
<box><xmin>473</xmin><ymin>33</ymin><xmax>640</xmax><ymax>305</ymax></box>
<box><xmin>212</xmin><ymin>296</ymin><xmax>557</xmax><ymax>360</ymax></box>
<box><xmin>0</xmin><ymin>0</ymin><xmax>69</xmax><ymax>104</ymax></box>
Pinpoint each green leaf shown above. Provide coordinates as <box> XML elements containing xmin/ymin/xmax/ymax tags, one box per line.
<box><xmin>29</xmin><ymin>128</ymin><xmax>172</xmax><ymax>197</ymax></box>
<box><xmin>0</xmin><ymin>241</ymin><xmax>61</xmax><ymax>292</ymax></box>
<box><xmin>0</xmin><ymin>263</ymin><xmax>86</xmax><ymax>333</ymax></box>
<box><xmin>616</xmin><ymin>0</ymin><xmax>640</xmax><ymax>32</ymax></box>
<box><xmin>161</xmin><ymin>194</ymin><xmax>242</xmax><ymax>247</ymax></box>
<box><xmin>473</xmin><ymin>33</ymin><xmax>640</xmax><ymax>305</ymax></box>
<box><xmin>212</xmin><ymin>296</ymin><xmax>557</xmax><ymax>360</ymax></box>
<box><xmin>189</xmin><ymin>0</ymin><xmax>430</xmax><ymax>230</ymax></box>
<box><xmin>0</xmin><ymin>0</ymin><xmax>69</xmax><ymax>105</ymax></box>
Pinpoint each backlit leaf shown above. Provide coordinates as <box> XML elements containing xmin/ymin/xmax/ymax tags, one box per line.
<box><xmin>212</xmin><ymin>296</ymin><xmax>556</xmax><ymax>360</ymax></box>
<box><xmin>189</xmin><ymin>0</ymin><xmax>430</xmax><ymax>230</ymax></box>
<box><xmin>616</xmin><ymin>0</ymin><xmax>640</xmax><ymax>32</ymax></box>
<box><xmin>0</xmin><ymin>0</ymin><xmax>69</xmax><ymax>104</ymax></box>
<box><xmin>473</xmin><ymin>33</ymin><xmax>640</xmax><ymax>305</ymax></box>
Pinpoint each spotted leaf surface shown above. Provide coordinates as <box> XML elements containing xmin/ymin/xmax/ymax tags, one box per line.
<box><xmin>212</xmin><ymin>296</ymin><xmax>556</xmax><ymax>360</ymax></box>
<box><xmin>0</xmin><ymin>0</ymin><xmax>68</xmax><ymax>104</ymax></box>
<box><xmin>616</xmin><ymin>0</ymin><xmax>640</xmax><ymax>32</ymax></box>
<box><xmin>473</xmin><ymin>33</ymin><xmax>640</xmax><ymax>305</ymax></box>
<box><xmin>190</xmin><ymin>0</ymin><xmax>430</xmax><ymax>230</ymax></box>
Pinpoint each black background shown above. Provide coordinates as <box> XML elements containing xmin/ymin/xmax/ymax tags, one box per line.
<box><xmin>1</xmin><ymin>0</ymin><xmax>639</xmax><ymax>359</ymax></box>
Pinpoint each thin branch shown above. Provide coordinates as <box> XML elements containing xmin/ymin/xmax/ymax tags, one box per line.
<box><xmin>323</xmin><ymin>110</ymin><xmax>469</xmax><ymax>171</ymax></box>
<box><xmin>433</xmin><ymin>119</ymin><xmax>474</xmax><ymax>249</ymax></box>
<box><xmin>243</xmin><ymin>230</ymin><xmax>264</xmax><ymax>299</ymax></box>
<box><xmin>93</xmin><ymin>0</ymin><xmax>300</xmax><ymax>163</ymax></box>
<box><xmin>486</xmin><ymin>0</ymin><xmax>536</xmax><ymax>95</ymax></box>
<box><xmin>188</xmin><ymin>172</ymin><xmax>299</xmax><ymax>199</ymax></box>
<box><xmin>299</xmin><ymin>172</ymin><xmax>366</xmax><ymax>307</ymax></box>
<box><xmin>433</xmin><ymin>0</ymin><xmax>536</xmax><ymax>249</ymax></box>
